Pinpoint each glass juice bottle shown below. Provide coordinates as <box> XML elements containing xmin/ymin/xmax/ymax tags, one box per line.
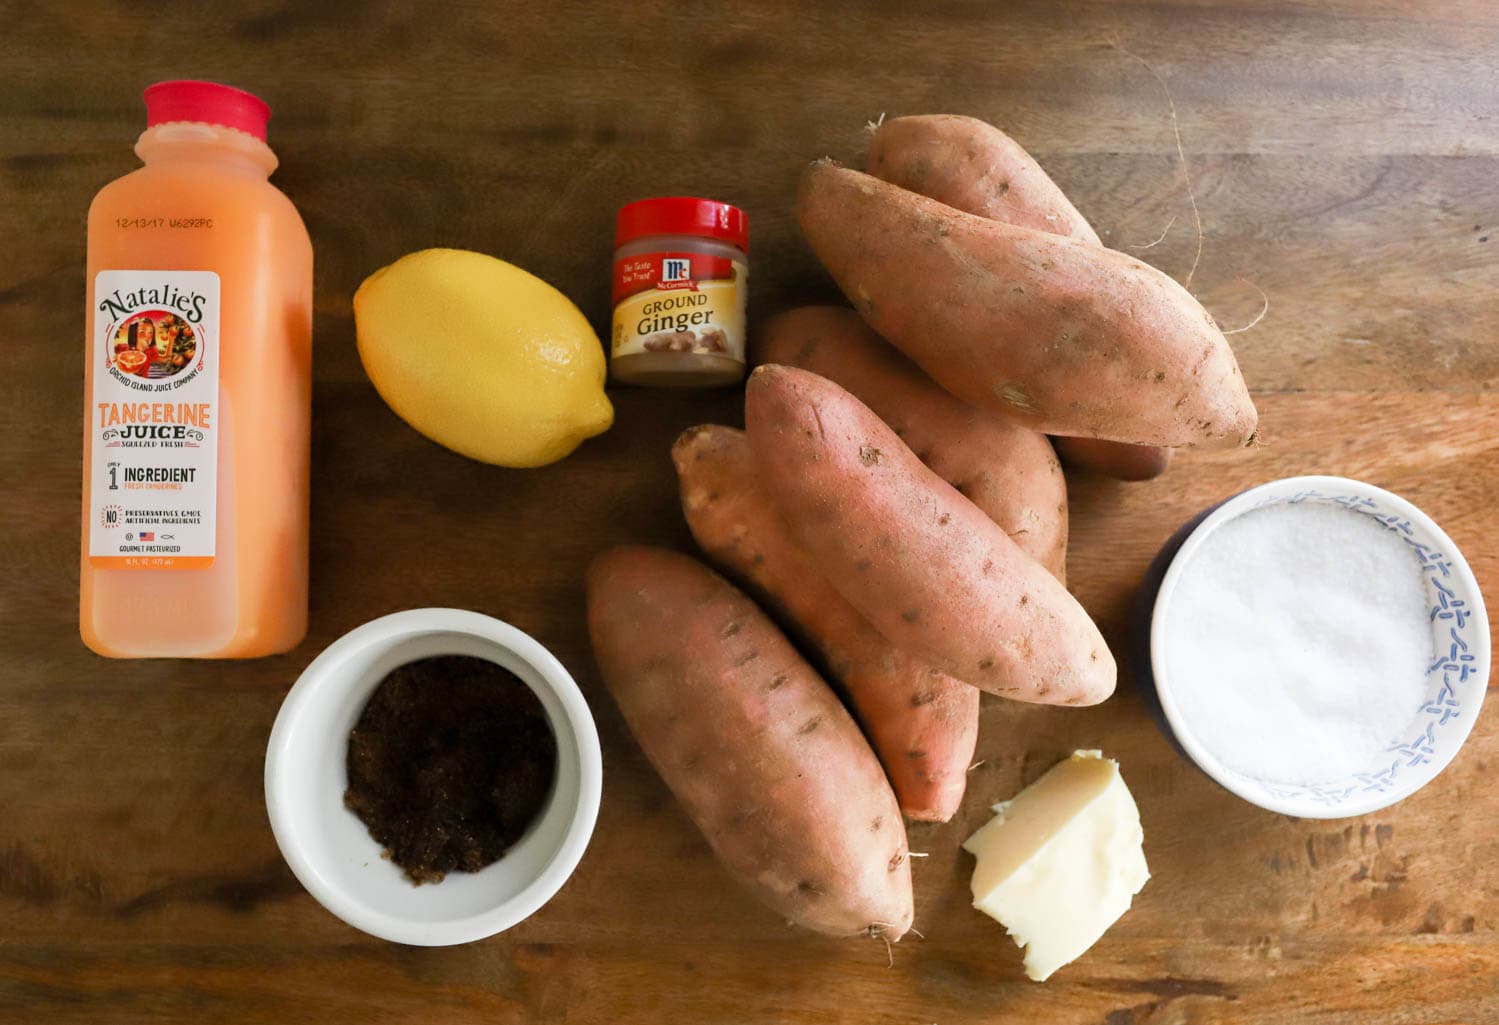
<box><xmin>81</xmin><ymin>81</ymin><xmax>312</xmax><ymax>657</ymax></box>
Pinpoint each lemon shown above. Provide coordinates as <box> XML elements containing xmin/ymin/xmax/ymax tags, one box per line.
<box><xmin>354</xmin><ymin>249</ymin><xmax>613</xmax><ymax>468</ymax></box>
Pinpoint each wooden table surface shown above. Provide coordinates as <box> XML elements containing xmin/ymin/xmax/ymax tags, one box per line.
<box><xmin>5</xmin><ymin>2</ymin><xmax>1498</xmax><ymax>1022</ymax></box>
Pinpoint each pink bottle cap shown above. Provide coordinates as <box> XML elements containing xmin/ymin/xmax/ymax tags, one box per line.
<box><xmin>143</xmin><ymin>80</ymin><xmax>271</xmax><ymax>142</ymax></box>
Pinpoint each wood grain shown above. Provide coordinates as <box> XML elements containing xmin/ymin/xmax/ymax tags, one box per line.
<box><xmin>2</xmin><ymin>1</ymin><xmax>1497</xmax><ymax>1022</ymax></box>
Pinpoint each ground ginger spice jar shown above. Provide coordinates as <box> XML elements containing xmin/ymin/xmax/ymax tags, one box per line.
<box><xmin>610</xmin><ymin>197</ymin><xmax>748</xmax><ymax>387</ymax></box>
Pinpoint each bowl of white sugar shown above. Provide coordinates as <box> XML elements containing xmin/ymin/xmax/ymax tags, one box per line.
<box><xmin>1140</xmin><ymin>475</ymin><xmax>1488</xmax><ymax>818</ymax></box>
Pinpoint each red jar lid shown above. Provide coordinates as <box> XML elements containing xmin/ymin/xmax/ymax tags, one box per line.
<box><xmin>615</xmin><ymin>196</ymin><xmax>748</xmax><ymax>253</ymax></box>
<box><xmin>144</xmin><ymin>80</ymin><xmax>271</xmax><ymax>142</ymax></box>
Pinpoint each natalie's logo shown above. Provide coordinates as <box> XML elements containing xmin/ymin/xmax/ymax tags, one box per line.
<box><xmin>105</xmin><ymin>308</ymin><xmax>202</xmax><ymax>380</ymax></box>
<box><xmin>99</xmin><ymin>282</ymin><xmax>208</xmax><ymax>324</ymax></box>
<box><xmin>103</xmin><ymin>308</ymin><xmax>207</xmax><ymax>389</ymax></box>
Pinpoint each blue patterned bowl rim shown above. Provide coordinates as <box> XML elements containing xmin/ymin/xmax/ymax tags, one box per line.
<box><xmin>1149</xmin><ymin>475</ymin><xmax>1490</xmax><ymax>819</ymax></box>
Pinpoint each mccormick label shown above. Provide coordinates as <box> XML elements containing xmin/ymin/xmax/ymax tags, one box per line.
<box><xmin>611</xmin><ymin>252</ymin><xmax>747</xmax><ymax>361</ymax></box>
<box><xmin>89</xmin><ymin>270</ymin><xmax>220</xmax><ymax>569</ymax></box>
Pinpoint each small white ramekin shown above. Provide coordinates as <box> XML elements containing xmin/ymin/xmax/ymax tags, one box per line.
<box><xmin>264</xmin><ymin>608</ymin><xmax>602</xmax><ymax>945</ymax></box>
<box><xmin>1145</xmin><ymin>475</ymin><xmax>1489</xmax><ymax>819</ymax></box>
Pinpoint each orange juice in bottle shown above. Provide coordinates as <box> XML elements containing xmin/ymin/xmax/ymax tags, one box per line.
<box><xmin>82</xmin><ymin>81</ymin><xmax>312</xmax><ymax>658</ymax></box>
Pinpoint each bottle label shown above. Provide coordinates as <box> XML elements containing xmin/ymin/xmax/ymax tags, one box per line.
<box><xmin>610</xmin><ymin>252</ymin><xmax>747</xmax><ymax>361</ymax></box>
<box><xmin>88</xmin><ymin>270</ymin><xmax>220</xmax><ymax>569</ymax></box>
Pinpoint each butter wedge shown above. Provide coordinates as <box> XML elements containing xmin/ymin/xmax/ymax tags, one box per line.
<box><xmin>962</xmin><ymin>750</ymin><xmax>1148</xmax><ymax>981</ymax></box>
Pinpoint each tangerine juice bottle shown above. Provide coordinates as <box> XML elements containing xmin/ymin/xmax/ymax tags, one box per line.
<box><xmin>81</xmin><ymin>81</ymin><xmax>312</xmax><ymax>658</ymax></box>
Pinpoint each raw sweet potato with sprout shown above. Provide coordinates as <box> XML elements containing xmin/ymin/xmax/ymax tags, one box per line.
<box><xmin>867</xmin><ymin>114</ymin><xmax>1175</xmax><ymax>479</ymax></box>
<box><xmin>586</xmin><ymin>545</ymin><xmax>914</xmax><ymax>939</ymax></box>
<box><xmin>673</xmin><ymin>424</ymin><xmax>978</xmax><ymax>822</ymax></box>
<box><xmin>745</xmin><ymin>365</ymin><xmax>1115</xmax><ymax>706</ymax></box>
<box><xmin>797</xmin><ymin>161</ymin><xmax>1257</xmax><ymax>449</ymax></box>
<box><xmin>755</xmin><ymin>306</ymin><xmax>1067</xmax><ymax>580</ymax></box>
<box><xmin>868</xmin><ymin>113</ymin><xmax>1101</xmax><ymax>244</ymax></box>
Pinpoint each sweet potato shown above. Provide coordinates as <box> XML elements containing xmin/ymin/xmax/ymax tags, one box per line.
<box><xmin>867</xmin><ymin>114</ymin><xmax>1174</xmax><ymax>480</ymax></box>
<box><xmin>586</xmin><ymin>545</ymin><xmax>914</xmax><ymax>939</ymax></box>
<box><xmin>797</xmin><ymin>161</ymin><xmax>1257</xmax><ymax>449</ymax></box>
<box><xmin>755</xmin><ymin>306</ymin><xmax>1067</xmax><ymax>581</ymax></box>
<box><xmin>867</xmin><ymin>113</ymin><xmax>1100</xmax><ymax>244</ymax></box>
<box><xmin>745</xmin><ymin>365</ymin><xmax>1115</xmax><ymax>706</ymax></box>
<box><xmin>673</xmin><ymin>424</ymin><xmax>978</xmax><ymax>822</ymax></box>
<box><xmin>1052</xmin><ymin>435</ymin><xmax>1173</xmax><ymax>481</ymax></box>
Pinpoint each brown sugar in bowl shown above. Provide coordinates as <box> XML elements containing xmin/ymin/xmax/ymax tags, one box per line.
<box><xmin>265</xmin><ymin>609</ymin><xmax>602</xmax><ymax>945</ymax></box>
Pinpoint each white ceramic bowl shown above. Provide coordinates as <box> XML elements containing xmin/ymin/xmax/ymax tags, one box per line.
<box><xmin>1147</xmin><ymin>475</ymin><xmax>1489</xmax><ymax>818</ymax></box>
<box><xmin>265</xmin><ymin>609</ymin><xmax>602</xmax><ymax>944</ymax></box>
